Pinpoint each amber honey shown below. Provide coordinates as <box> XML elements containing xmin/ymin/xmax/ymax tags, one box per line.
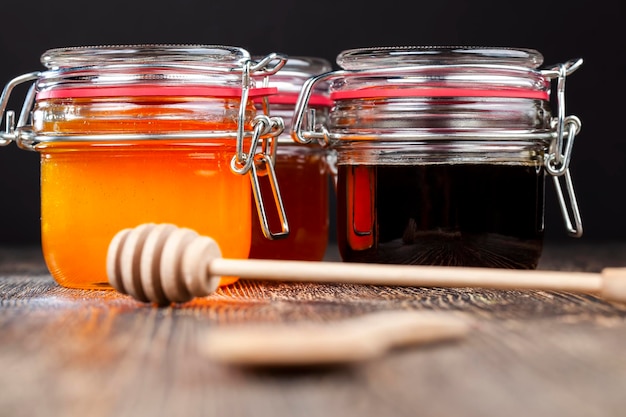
<box><xmin>249</xmin><ymin>56</ymin><xmax>332</xmax><ymax>261</ymax></box>
<box><xmin>38</xmin><ymin>138</ymin><xmax>249</xmax><ymax>289</ymax></box>
<box><xmin>249</xmin><ymin>144</ymin><xmax>329</xmax><ymax>261</ymax></box>
<box><xmin>33</xmin><ymin>95</ymin><xmax>256</xmax><ymax>289</ymax></box>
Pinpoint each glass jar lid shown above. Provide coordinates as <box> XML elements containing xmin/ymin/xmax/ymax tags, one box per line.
<box><xmin>41</xmin><ymin>44</ymin><xmax>251</xmax><ymax>70</ymax></box>
<box><xmin>329</xmin><ymin>46</ymin><xmax>550</xmax><ymax>101</ymax></box>
<box><xmin>336</xmin><ymin>46</ymin><xmax>544</xmax><ymax>69</ymax></box>
<box><xmin>36</xmin><ymin>44</ymin><xmax>280</xmax><ymax>99</ymax></box>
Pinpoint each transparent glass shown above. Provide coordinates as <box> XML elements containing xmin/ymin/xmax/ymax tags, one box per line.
<box><xmin>327</xmin><ymin>46</ymin><xmax>554</xmax><ymax>269</ymax></box>
<box><xmin>30</xmin><ymin>45</ymin><xmax>263</xmax><ymax>290</ymax></box>
<box><xmin>41</xmin><ymin>44</ymin><xmax>251</xmax><ymax>69</ymax></box>
<box><xmin>336</xmin><ymin>46</ymin><xmax>544</xmax><ymax>69</ymax></box>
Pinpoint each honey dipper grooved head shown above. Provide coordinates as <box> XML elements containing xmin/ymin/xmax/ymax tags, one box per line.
<box><xmin>106</xmin><ymin>223</ymin><xmax>223</xmax><ymax>304</ymax></box>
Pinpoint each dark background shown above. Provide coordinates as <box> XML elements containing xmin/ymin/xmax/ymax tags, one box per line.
<box><xmin>0</xmin><ymin>0</ymin><xmax>624</xmax><ymax>245</ymax></box>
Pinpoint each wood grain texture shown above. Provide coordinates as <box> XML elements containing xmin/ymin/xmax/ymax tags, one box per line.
<box><xmin>1</xmin><ymin>241</ymin><xmax>626</xmax><ymax>417</ymax></box>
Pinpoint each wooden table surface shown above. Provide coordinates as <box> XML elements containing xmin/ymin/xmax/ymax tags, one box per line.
<box><xmin>1</xmin><ymin>241</ymin><xmax>626</xmax><ymax>417</ymax></box>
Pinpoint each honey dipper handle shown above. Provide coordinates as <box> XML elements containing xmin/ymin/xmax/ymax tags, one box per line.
<box><xmin>208</xmin><ymin>259</ymin><xmax>626</xmax><ymax>303</ymax></box>
<box><xmin>208</xmin><ymin>258</ymin><xmax>604</xmax><ymax>293</ymax></box>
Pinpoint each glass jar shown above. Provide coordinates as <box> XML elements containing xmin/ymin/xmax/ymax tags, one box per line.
<box><xmin>292</xmin><ymin>46</ymin><xmax>583</xmax><ymax>269</ymax></box>
<box><xmin>250</xmin><ymin>56</ymin><xmax>333</xmax><ymax>261</ymax></box>
<box><xmin>0</xmin><ymin>44</ymin><xmax>287</xmax><ymax>289</ymax></box>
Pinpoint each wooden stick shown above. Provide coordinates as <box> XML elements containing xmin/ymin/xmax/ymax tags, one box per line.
<box><xmin>106</xmin><ymin>223</ymin><xmax>626</xmax><ymax>305</ymax></box>
<box><xmin>209</xmin><ymin>258</ymin><xmax>603</xmax><ymax>292</ymax></box>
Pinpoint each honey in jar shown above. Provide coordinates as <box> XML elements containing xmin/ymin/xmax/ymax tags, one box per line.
<box><xmin>336</xmin><ymin>163</ymin><xmax>544</xmax><ymax>267</ymax></box>
<box><xmin>0</xmin><ymin>45</ymin><xmax>287</xmax><ymax>289</ymax></box>
<box><xmin>292</xmin><ymin>46</ymin><xmax>584</xmax><ymax>269</ymax></box>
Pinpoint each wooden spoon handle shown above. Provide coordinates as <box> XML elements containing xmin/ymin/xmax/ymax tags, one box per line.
<box><xmin>200</xmin><ymin>310</ymin><xmax>471</xmax><ymax>367</ymax></box>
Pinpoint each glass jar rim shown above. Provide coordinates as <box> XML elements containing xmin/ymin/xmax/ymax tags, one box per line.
<box><xmin>323</xmin><ymin>46</ymin><xmax>550</xmax><ymax>101</ymax></box>
<box><xmin>35</xmin><ymin>44</ymin><xmax>285</xmax><ymax>100</ymax></box>
<box><xmin>336</xmin><ymin>46</ymin><xmax>544</xmax><ymax>70</ymax></box>
<box><xmin>41</xmin><ymin>44</ymin><xmax>251</xmax><ymax>70</ymax></box>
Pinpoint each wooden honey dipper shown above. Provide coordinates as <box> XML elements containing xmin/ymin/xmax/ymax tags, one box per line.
<box><xmin>107</xmin><ymin>223</ymin><xmax>626</xmax><ymax>306</ymax></box>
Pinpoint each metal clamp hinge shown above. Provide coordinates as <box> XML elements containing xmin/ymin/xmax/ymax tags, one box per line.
<box><xmin>291</xmin><ymin>72</ymin><xmax>334</xmax><ymax>146</ymax></box>
<box><xmin>230</xmin><ymin>55</ymin><xmax>289</xmax><ymax>240</ymax></box>
<box><xmin>0</xmin><ymin>72</ymin><xmax>40</xmax><ymax>149</ymax></box>
<box><xmin>541</xmin><ymin>58</ymin><xmax>584</xmax><ymax>237</ymax></box>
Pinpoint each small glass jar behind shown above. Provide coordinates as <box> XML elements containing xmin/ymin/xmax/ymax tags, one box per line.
<box><xmin>0</xmin><ymin>44</ymin><xmax>287</xmax><ymax>290</ymax></box>
<box><xmin>292</xmin><ymin>46</ymin><xmax>584</xmax><ymax>269</ymax></box>
<box><xmin>250</xmin><ymin>56</ymin><xmax>333</xmax><ymax>261</ymax></box>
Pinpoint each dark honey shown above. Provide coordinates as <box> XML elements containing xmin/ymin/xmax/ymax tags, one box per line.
<box><xmin>249</xmin><ymin>145</ymin><xmax>329</xmax><ymax>261</ymax></box>
<box><xmin>336</xmin><ymin>163</ymin><xmax>545</xmax><ymax>269</ymax></box>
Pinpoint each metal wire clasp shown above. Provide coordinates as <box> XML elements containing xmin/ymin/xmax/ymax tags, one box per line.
<box><xmin>291</xmin><ymin>72</ymin><xmax>335</xmax><ymax>146</ymax></box>
<box><xmin>230</xmin><ymin>55</ymin><xmax>290</xmax><ymax>240</ymax></box>
<box><xmin>0</xmin><ymin>72</ymin><xmax>40</xmax><ymax>149</ymax></box>
<box><xmin>541</xmin><ymin>58</ymin><xmax>584</xmax><ymax>237</ymax></box>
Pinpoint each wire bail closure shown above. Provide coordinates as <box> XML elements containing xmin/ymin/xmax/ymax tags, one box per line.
<box><xmin>291</xmin><ymin>72</ymin><xmax>335</xmax><ymax>146</ymax></box>
<box><xmin>541</xmin><ymin>58</ymin><xmax>584</xmax><ymax>237</ymax></box>
<box><xmin>230</xmin><ymin>56</ymin><xmax>289</xmax><ymax>240</ymax></box>
<box><xmin>0</xmin><ymin>71</ymin><xmax>40</xmax><ymax>148</ymax></box>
